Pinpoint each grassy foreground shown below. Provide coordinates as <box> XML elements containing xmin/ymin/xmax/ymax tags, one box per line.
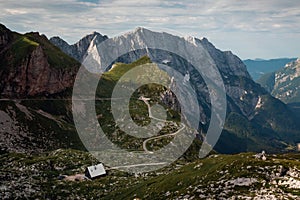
<box><xmin>1</xmin><ymin>149</ymin><xmax>300</xmax><ymax>199</ymax></box>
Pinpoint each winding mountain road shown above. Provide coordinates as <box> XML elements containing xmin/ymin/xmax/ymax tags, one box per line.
<box><xmin>138</xmin><ymin>96</ymin><xmax>186</xmax><ymax>154</ymax></box>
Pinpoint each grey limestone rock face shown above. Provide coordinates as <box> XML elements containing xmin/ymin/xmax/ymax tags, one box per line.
<box><xmin>87</xmin><ymin>28</ymin><xmax>262</xmax><ymax>121</ymax></box>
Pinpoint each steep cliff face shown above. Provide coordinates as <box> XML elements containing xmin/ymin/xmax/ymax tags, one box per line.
<box><xmin>50</xmin><ymin>32</ymin><xmax>108</xmax><ymax>62</ymax></box>
<box><xmin>1</xmin><ymin>45</ymin><xmax>78</xmax><ymax>97</ymax></box>
<box><xmin>0</xmin><ymin>25</ymin><xmax>80</xmax><ymax>97</ymax></box>
<box><xmin>197</xmin><ymin>37</ymin><xmax>250</xmax><ymax>78</ymax></box>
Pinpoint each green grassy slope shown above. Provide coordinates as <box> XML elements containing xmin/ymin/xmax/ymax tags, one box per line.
<box><xmin>95</xmin><ymin>56</ymin><xmax>189</xmax><ymax>151</ymax></box>
<box><xmin>10</xmin><ymin>35</ymin><xmax>39</xmax><ymax>65</ymax></box>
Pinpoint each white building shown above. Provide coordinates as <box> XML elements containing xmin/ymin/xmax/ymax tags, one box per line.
<box><xmin>85</xmin><ymin>163</ymin><xmax>106</xmax><ymax>179</ymax></box>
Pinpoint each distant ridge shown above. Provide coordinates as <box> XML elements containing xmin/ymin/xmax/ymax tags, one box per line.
<box><xmin>257</xmin><ymin>58</ymin><xmax>300</xmax><ymax>104</ymax></box>
<box><xmin>243</xmin><ymin>58</ymin><xmax>297</xmax><ymax>80</ymax></box>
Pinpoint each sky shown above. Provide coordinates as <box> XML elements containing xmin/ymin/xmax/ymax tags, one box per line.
<box><xmin>0</xmin><ymin>0</ymin><xmax>300</xmax><ymax>59</ymax></box>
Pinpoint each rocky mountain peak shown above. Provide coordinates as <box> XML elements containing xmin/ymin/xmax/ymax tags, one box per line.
<box><xmin>77</xmin><ymin>31</ymin><xmax>107</xmax><ymax>45</ymax></box>
<box><xmin>195</xmin><ymin>37</ymin><xmax>210</xmax><ymax>46</ymax></box>
<box><xmin>85</xmin><ymin>28</ymin><xmax>266</xmax><ymax>122</ymax></box>
<box><xmin>132</xmin><ymin>27</ymin><xmax>151</xmax><ymax>35</ymax></box>
<box><xmin>50</xmin><ymin>36</ymin><xmax>68</xmax><ymax>45</ymax></box>
<box><xmin>50</xmin><ymin>31</ymin><xmax>108</xmax><ymax>62</ymax></box>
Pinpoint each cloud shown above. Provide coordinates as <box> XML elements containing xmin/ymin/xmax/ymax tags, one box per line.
<box><xmin>5</xmin><ymin>9</ymin><xmax>28</xmax><ymax>15</ymax></box>
<box><xmin>0</xmin><ymin>0</ymin><xmax>299</xmax><ymax>58</ymax></box>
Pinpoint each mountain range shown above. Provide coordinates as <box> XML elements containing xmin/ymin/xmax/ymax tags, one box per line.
<box><xmin>0</xmin><ymin>23</ymin><xmax>299</xmax><ymax>155</ymax></box>
<box><xmin>1</xmin><ymin>23</ymin><xmax>300</xmax><ymax>199</ymax></box>
<box><xmin>51</xmin><ymin>27</ymin><xmax>300</xmax><ymax>153</ymax></box>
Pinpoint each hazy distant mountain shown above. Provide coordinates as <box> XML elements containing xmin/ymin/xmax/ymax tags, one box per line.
<box><xmin>243</xmin><ymin>58</ymin><xmax>297</xmax><ymax>80</ymax></box>
<box><xmin>50</xmin><ymin>32</ymin><xmax>108</xmax><ymax>62</ymax></box>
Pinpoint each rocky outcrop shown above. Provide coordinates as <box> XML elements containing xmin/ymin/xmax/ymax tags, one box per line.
<box><xmin>160</xmin><ymin>89</ymin><xmax>180</xmax><ymax>109</ymax></box>
<box><xmin>50</xmin><ymin>32</ymin><xmax>108</xmax><ymax>62</ymax></box>
<box><xmin>0</xmin><ymin>25</ymin><xmax>79</xmax><ymax>97</ymax></box>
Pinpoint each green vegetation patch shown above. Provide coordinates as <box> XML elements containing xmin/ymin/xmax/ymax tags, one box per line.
<box><xmin>10</xmin><ymin>35</ymin><xmax>39</xmax><ymax>65</ymax></box>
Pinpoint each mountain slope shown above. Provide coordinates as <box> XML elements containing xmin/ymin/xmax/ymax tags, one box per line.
<box><xmin>106</xmin><ymin>153</ymin><xmax>300</xmax><ymax>199</ymax></box>
<box><xmin>256</xmin><ymin>72</ymin><xmax>276</xmax><ymax>93</ymax></box>
<box><xmin>85</xmin><ymin>27</ymin><xmax>300</xmax><ymax>153</ymax></box>
<box><xmin>257</xmin><ymin>58</ymin><xmax>300</xmax><ymax>119</ymax></box>
<box><xmin>95</xmin><ymin>56</ymin><xmax>190</xmax><ymax>152</ymax></box>
<box><xmin>0</xmin><ymin>24</ymin><xmax>84</xmax><ymax>153</ymax></box>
